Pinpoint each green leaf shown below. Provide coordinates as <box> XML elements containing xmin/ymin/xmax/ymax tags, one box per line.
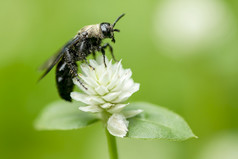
<box><xmin>34</xmin><ymin>101</ymin><xmax>99</xmax><ymax>130</ymax></box>
<box><xmin>125</xmin><ymin>102</ymin><xmax>197</xmax><ymax>141</ymax></box>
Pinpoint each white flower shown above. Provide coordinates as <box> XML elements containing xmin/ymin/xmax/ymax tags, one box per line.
<box><xmin>70</xmin><ymin>55</ymin><xmax>142</xmax><ymax>137</ymax></box>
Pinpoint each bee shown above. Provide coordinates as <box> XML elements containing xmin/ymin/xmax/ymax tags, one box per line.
<box><xmin>39</xmin><ymin>14</ymin><xmax>125</xmax><ymax>102</ymax></box>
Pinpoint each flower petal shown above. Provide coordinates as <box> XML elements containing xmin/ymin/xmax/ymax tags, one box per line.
<box><xmin>95</xmin><ymin>85</ymin><xmax>109</xmax><ymax>95</ymax></box>
<box><xmin>80</xmin><ymin>64</ymin><xmax>97</xmax><ymax>80</ymax></box>
<box><xmin>107</xmin><ymin>60</ymin><xmax>122</xmax><ymax>90</ymax></box>
<box><xmin>123</xmin><ymin>109</ymin><xmax>143</xmax><ymax>118</ymax></box>
<box><xmin>106</xmin><ymin>60</ymin><xmax>113</xmax><ymax>71</ymax></box>
<box><xmin>100</xmin><ymin>103</ymin><xmax>113</xmax><ymax>109</ymax></box>
<box><xmin>79</xmin><ymin>105</ymin><xmax>102</xmax><ymax>113</ymax></box>
<box><xmin>96</xmin><ymin>55</ymin><xmax>109</xmax><ymax>65</ymax></box>
<box><xmin>70</xmin><ymin>92</ymin><xmax>91</xmax><ymax>104</ymax></box>
<box><xmin>78</xmin><ymin>74</ymin><xmax>99</xmax><ymax>88</ymax></box>
<box><xmin>71</xmin><ymin>92</ymin><xmax>105</xmax><ymax>105</ymax></box>
<box><xmin>88</xmin><ymin>96</ymin><xmax>105</xmax><ymax>105</ymax></box>
<box><xmin>73</xmin><ymin>78</ymin><xmax>96</xmax><ymax>95</ymax></box>
<box><xmin>71</xmin><ymin>55</ymin><xmax>141</xmax><ymax>116</ymax></box>
<box><xmin>89</xmin><ymin>59</ymin><xmax>99</xmax><ymax>68</ymax></box>
<box><xmin>112</xmin><ymin>83</ymin><xmax>140</xmax><ymax>103</ymax></box>
<box><xmin>99</xmin><ymin>71</ymin><xmax>110</xmax><ymax>86</ymax></box>
<box><xmin>107</xmin><ymin>113</ymin><xmax>128</xmax><ymax>138</ymax></box>
<box><xmin>102</xmin><ymin>91</ymin><xmax>121</xmax><ymax>101</ymax></box>
<box><xmin>121</xmin><ymin>79</ymin><xmax>134</xmax><ymax>92</ymax></box>
<box><xmin>107</xmin><ymin>103</ymin><xmax>128</xmax><ymax>113</ymax></box>
<box><xmin>110</xmin><ymin>69</ymin><xmax>132</xmax><ymax>92</ymax></box>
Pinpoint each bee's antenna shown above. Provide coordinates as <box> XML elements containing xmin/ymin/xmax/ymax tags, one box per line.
<box><xmin>112</xmin><ymin>13</ymin><xmax>125</xmax><ymax>28</ymax></box>
<box><xmin>113</xmin><ymin>29</ymin><xmax>120</xmax><ymax>32</ymax></box>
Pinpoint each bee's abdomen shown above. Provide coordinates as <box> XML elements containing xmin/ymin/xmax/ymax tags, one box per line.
<box><xmin>55</xmin><ymin>59</ymin><xmax>77</xmax><ymax>102</ymax></box>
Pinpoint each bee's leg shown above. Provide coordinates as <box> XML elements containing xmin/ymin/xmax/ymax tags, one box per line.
<box><xmin>79</xmin><ymin>41</ymin><xmax>95</xmax><ymax>70</ymax></box>
<box><xmin>65</xmin><ymin>48</ymin><xmax>87</xmax><ymax>90</ymax></box>
<box><xmin>83</xmin><ymin>57</ymin><xmax>95</xmax><ymax>70</ymax></box>
<box><xmin>100</xmin><ymin>47</ymin><xmax>107</xmax><ymax>67</ymax></box>
<box><xmin>102</xmin><ymin>43</ymin><xmax>117</xmax><ymax>62</ymax></box>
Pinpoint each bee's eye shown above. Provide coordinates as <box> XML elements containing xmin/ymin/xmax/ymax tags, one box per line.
<box><xmin>100</xmin><ymin>23</ymin><xmax>111</xmax><ymax>38</ymax></box>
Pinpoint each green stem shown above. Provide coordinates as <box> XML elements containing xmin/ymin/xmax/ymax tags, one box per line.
<box><xmin>105</xmin><ymin>127</ymin><xmax>118</xmax><ymax>159</ymax></box>
<box><xmin>102</xmin><ymin>111</ymin><xmax>119</xmax><ymax>159</ymax></box>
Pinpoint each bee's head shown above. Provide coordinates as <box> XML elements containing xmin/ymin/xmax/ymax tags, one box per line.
<box><xmin>100</xmin><ymin>13</ymin><xmax>125</xmax><ymax>43</ymax></box>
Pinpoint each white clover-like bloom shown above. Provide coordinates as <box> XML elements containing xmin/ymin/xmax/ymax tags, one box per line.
<box><xmin>70</xmin><ymin>56</ymin><xmax>142</xmax><ymax>137</ymax></box>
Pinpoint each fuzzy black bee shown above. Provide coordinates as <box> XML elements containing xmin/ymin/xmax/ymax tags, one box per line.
<box><xmin>39</xmin><ymin>14</ymin><xmax>125</xmax><ymax>102</ymax></box>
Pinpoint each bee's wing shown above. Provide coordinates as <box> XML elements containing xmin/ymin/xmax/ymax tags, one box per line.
<box><xmin>39</xmin><ymin>49</ymin><xmax>62</xmax><ymax>70</ymax></box>
<box><xmin>39</xmin><ymin>38</ymin><xmax>76</xmax><ymax>71</ymax></box>
<box><xmin>38</xmin><ymin>48</ymin><xmax>66</xmax><ymax>81</ymax></box>
<box><xmin>38</xmin><ymin>37</ymin><xmax>75</xmax><ymax>81</ymax></box>
<box><xmin>38</xmin><ymin>36</ymin><xmax>80</xmax><ymax>81</ymax></box>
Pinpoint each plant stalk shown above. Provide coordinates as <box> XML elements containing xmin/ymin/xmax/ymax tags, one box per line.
<box><xmin>102</xmin><ymin>111</ymin><xmax>119</xmax><ymax>159</ymax></box>
<box><xmin>105</xmin><ymin>127</ymin><xmax>118</xmax><ymax>159</ymax></box>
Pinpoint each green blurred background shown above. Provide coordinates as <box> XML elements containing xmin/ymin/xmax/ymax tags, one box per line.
<box><xmin>1</xmin><ymin>0</ymin><xmax>238</xmax><ymax>158</ymax></box>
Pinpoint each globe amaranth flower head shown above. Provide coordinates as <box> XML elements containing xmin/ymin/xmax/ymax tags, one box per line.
<box><xmin>70</xmin><ymin>56</ymin><xmax>142</xmax><ymax>137</ymax></box>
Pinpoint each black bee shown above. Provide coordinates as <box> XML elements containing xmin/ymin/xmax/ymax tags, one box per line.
<box><xmin>39</xmin><ymin>14</ymin><xmax>125</xmax><ymax>102</ymax></box>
